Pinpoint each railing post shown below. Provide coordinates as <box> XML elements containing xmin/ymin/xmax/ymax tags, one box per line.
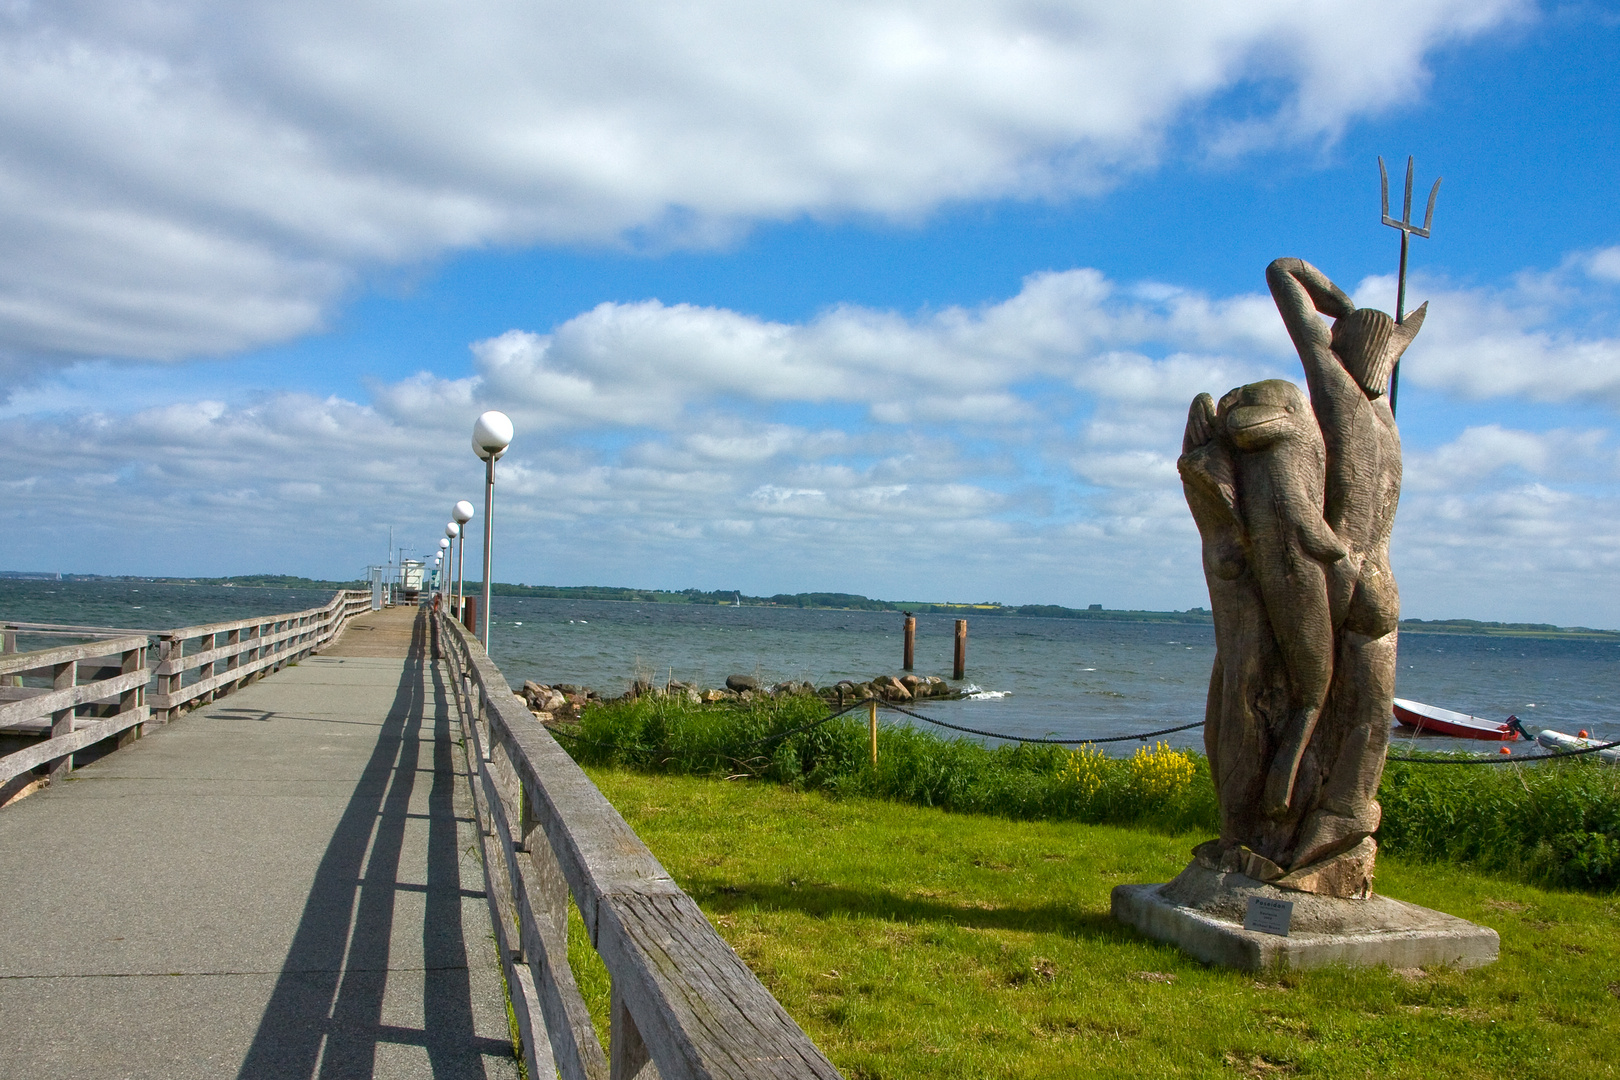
<box><xmin>119</xmin><ymin>645</ymin><xmax>145</xmax><ymax>747</ymax></box>
<box><xmin>48</xmin><ymin>660</ymin><xmax>75</xmax><ymax>781</ymax></box>
<box><xmin>478</xmin><ymin>684</ymin><xmax>492</xmax><ymax>763</ymax></box>
<box><xmin>1</xmin><ymin>627</ymin><xmax>16</xmax><ymax>687</ymax></box>
<box><xmin>199</xmin><ymin>633</ymin><xmax>216</xmax><ymax>704</ymax></box>
<box><xmin>158</xmin><ymin>635</ymin><xmax>179</xmax><ymax>721</ymax></box>
<box><xmin>225</xmin><ymin>628</ymin><xmax>241</xmax><ymax>691</ymax></box>
<box><xmin>610</xmin><ymin>982</ymin><xmax>657</xmax><ymax>1080</ymax></box>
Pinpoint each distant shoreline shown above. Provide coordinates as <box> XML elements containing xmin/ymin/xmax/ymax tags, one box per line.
<box><xmin>4</xmin><ymin>573</ymin><xmax>1615</xmax><ymax>639</ymax></box>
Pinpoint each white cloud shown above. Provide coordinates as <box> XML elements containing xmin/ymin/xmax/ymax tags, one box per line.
<box><xmin>6</xmin><ymin>252</ymin><xmax>1619</xmax><ymax>625</ymax></box>
<box><xmin>1357</xmin><ymin>256</ymin><xmax>1620</xmax><ymax>405</ymax></box>
<box><xmin>0</xmin><ymin>0</ymin><xmax>1524</xmax><ymax>373</ymax></box>
<box><xmin>1403</xmin><ymin>425</ymin><xmax>1609</xmax><ymax>492</ymax></box>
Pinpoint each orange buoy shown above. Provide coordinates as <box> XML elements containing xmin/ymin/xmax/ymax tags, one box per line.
<box><xmin>1579</xmin><ymin>730</ymin><xmax>1590</xmax><ymax>738</ymax></box>
<box><xmin>1499</xmin><ymin>747</ymin><xmax>1512</xmax><ymax>754</ymax></box>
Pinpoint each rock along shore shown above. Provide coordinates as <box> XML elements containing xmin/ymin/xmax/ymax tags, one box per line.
<box><xmin>513</xmin><ymin>672</ymin><xmax>962</xmax><ymax>722</ymax></box>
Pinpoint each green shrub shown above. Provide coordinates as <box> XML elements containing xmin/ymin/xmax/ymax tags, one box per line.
<box><xmin>559</xmin><ymin>694</ymin><xmax>1620</xmax><ymax>892</ymax></box>
<box><xmin>562</xmin><ymin>693</ymin><xmax>1218</xmax><ymax>834</ymax></box>
<box><xmin>1378</xmin><ymin>757</ymin><xmax>1620</xmax><ymax>891</ymax></box>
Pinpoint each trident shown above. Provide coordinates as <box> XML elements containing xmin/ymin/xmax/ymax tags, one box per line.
<box><xmin>1379</xmin><ymin>155</ymin><xmax>1440</xmax><ymax>417</ymax></box>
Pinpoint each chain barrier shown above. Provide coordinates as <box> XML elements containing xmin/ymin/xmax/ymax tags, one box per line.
<box><xmin>876</xmin><ymin>700</ymin><xmax>1205</xmax><ymax>744</ymax></box>
<box><xmin>539</xmin><ymin>690</ymin><xmax>1615</xmax><ymax>765</ymax></box>
<box><xmin>1387</xmin><ymin>738</ymin><xmax>1620</xmax><ymax>765</ymax></box>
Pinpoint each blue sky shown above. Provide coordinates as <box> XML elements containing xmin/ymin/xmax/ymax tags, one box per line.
<box><xmin>3</xmin><ymin>1</ymin><xmax>1618</xmax><ymax>626</ymax></box>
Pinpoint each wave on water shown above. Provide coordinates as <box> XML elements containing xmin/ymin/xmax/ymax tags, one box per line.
<box><xmin>962</xmin><ymin>683</ymin><xmax>1012</xmax><ymax>700</ymax></box>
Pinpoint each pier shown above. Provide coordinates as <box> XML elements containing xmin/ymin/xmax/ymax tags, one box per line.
<box><xmin>0</xmin><ymin>595</ymin><xmax>840</xmax><ymax>1079</ymax></box>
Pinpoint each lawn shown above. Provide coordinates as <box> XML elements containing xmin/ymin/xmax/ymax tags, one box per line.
<box><xmin>568</xmin><ymin>767</ymin><xmax>1620</xmax><ymax>1080</ymax></box>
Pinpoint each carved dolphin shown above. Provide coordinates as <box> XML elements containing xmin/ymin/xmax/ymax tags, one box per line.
<box><xmin>1216</xmin><ymin>380</ymin><xmax>1348</xmax><ymax>817</ymax></box>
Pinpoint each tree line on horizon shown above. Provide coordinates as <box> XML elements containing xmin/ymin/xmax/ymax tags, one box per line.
<box><xmin>7</xmin><ymin>573</ymin><xmax>1613</xmax><ymax>636</ymax></box>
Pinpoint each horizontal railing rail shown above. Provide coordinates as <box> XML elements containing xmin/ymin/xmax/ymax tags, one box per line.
<box><xmin>433</xmin><ymin>609</ymin><xmax>842</xmax><ymax>1080</ymax></box>
<box><xmin>0</xmin><ymin>635</ymin><xmax>148</xmax><ymax>792</ymax></box>
<box><xmin>1</xmin><ymin>590</ymin><xmax>374</xmax><ymax>802</ymax></box>
<box><xmin>149</xmin><ymin>590</ymin><xmax>373</xmax><ymax>719</ymax></box>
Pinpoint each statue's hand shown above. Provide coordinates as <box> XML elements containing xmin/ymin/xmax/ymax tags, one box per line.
<box><xmin>1183</xmin><ymin>393</ymin><xmax>1217</xmax><ymax>454</ymax></box>
<box><xmin>1297</xmin><ymin>519</ymin><xmax>1349</xmax><ymax>565</ymax></box>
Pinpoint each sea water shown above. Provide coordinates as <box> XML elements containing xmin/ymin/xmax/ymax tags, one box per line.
<box><xmin>4</xmin><ymin>580</ymin><xmax>1615</xmax><ymax>753</ymax></box>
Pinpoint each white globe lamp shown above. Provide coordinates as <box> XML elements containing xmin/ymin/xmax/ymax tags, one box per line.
<box><xmin>472</xmin><ymin>411</ymin><xmax>513</xmax><ymax>461</ymax></box>
<box><xmin>471</xmin><ymin>413</ymin><xmax>514</xmax><ymax>648</ymax></box>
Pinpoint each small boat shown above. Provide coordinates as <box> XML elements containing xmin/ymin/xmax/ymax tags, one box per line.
<box><xmin>1392</xmin><ymin>698</ymin><xmax>1521</xmax><ymax>741</ymax></box>
<box><xmin>1535</xmin><ymin>729</ymin><xmax>1620</xmax><ymax>764</ymax></box>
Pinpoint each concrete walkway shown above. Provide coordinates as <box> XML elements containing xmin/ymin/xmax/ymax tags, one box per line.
<box><xmin>0</xmin><ymin>606</ymin><xmax>519</xmax><ymax>1079</ymax></box>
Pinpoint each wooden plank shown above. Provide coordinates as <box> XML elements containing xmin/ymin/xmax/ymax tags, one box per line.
<box><xmin>458</xmin><ymin>673</ymin><xmax>553</xmax><ymax>1080</ymax></box>
<box><xmin>611</xmin><ymin>980</ymin><xmax>659</xmax><ymax>1080</ymax></box>
<box><xmin>0</xmin><ymin>706</ymin><xmax>148</xmax><ymax>786</ymax></box>
<box><xmin>438</xmin><ymin>614</ymin><xmax>841</xmax><ymax>1080</ymax></box>
<box><xmin>0</xmin><ymin>669</ymin><xmax>148</xmax><ymax>729</ymax></box>
<box><xmin>2</xmin><ymin>621</ymin><xmax>157</xmax><ymax>636</ymax></box>
<box><xmin>0</xmin><ymin>636</ymin><xmax>148</xmax><ymax>678</ymax></box>
<box><xmin>161</xmin><ymin>595</ymin><xmax>342</xmax><ymax>643</ymax></box>
<box><xmin>149</xmin><ymin>639</ymin><xmax>313</xmax><ymax>710</ymax></box>
<box><xmin>510</xmin><ymin>964</ymin><xmax>550</xmax><ymax>1080</ymax></box>
<box><xmin>151</xmin><ymin>607</ymin><xmax>357</xmax><ymax>711</ymax></box>
<box><xmin>480</xmin><ymin>728</ymin><xmax>607</xmax><ymax>1080</ymax></box>
<box><xmin>599</xmin><ymin>891</ymin><xmax>842</xmax><ymax>1080</ymax></box>
<box><xmin>47</xmin><ymin>660</ymin><xmax>74</xmax><ymax>781</ymax></box>
<box><xmin>440</xmin><ymin>615</ymin><xmax>605</xmax><ymax>1080</ymax></box>
<box><xmin>0</xmin><ymin>713</ymin><xmax>119</xmax><ymax>735</ymax></box>
<box><xmin>151</xmin><ymin>620</ymin><xmax>311</xmax><ymax>676</ymax></box>
<box><xmin>516</xmin><ymin>844</ymin><xmax>611</xmax><ymax>1080</ymax></box>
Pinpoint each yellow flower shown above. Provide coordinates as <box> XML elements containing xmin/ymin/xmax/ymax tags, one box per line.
<box><xmin>1128</xmin><ymin>741</ymin><xmax>1196</xmax><ymax>800</ymax></box>
<box><xmin>1058</xmin><ymin>743</ymin><xmax>1108</xmax><ymax>799</ymax></box>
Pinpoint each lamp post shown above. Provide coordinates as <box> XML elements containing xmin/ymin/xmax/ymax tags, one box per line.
<box><xmin>472</xmin><ymin>411</ymin><xmax>513</xmax><ymax>649</ymax></box>
<box><xmin>444</xmin><ymin>523</ymin><xmax>459</xmax><ymax>608</ymax></box>
<box><xmin>437</xmin><ymin>538</ymin><xmax>450</xmax><ymax>603</ymax></box>
<box><xmin>452</xmin><ymin>500</ymin><xmax>474</xmax><ymax>625</ymax></box>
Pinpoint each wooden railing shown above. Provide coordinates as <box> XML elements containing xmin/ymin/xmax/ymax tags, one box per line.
<box><xmin>149</xmin><ymin>590</ymin><xmax>373</xmax><ymax>719</ymax></box>
<box><xmin>1</xmin><ymin>590</ymin><xmax>373</xmax><ymax>798</ymax></box>
<box><xmin>433</xmin><ymin>610</ymin><xmax>842</xmax><ymax>1080</ymax></box>
<box><xmin>0</xmin><ymin>635</ymin><xmax>148</xmax><ymax>794</ymax></box>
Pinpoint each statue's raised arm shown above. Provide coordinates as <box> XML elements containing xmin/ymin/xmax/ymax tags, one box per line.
<box><xmin>1267</xmin><ymin>257</ymin><xmax>1425</xmax><ymax>413</ymax></box>
<box><xmin>1266</xmin><ymin>258</ymin><xmax>1359</xmax><ymax>408</ymax></box>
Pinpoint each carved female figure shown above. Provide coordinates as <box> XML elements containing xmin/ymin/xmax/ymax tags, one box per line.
<box><xmin>1179</xmin><ymin>257</ymin><xmax>1424</xmax><ymax>895</ymax></box>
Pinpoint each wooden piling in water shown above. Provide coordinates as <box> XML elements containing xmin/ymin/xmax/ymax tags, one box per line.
<box><xmin>953</xmin><ymin>619</ymin><xmax>967</xmax><ymax>680</ymax></box>
<box><xmin>902</xmin><ymin>614</ymin><xmax>915</xmax><ymax>671</ymax></box>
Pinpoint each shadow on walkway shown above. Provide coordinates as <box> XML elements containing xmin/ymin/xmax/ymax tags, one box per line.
<box><xmin>237</xmin><ymin>610</ymin><xmax>510</xmax><ymax>1079</ymax></box>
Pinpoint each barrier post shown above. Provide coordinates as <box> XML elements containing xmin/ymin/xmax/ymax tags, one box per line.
<box><xmin>902</xmin><ymin>614</ymin><xmax>915</xmax><ymax>671</ymax></box>
<box><xmin>954</xmin><ymin>619</ymin><xmax>967</xmax><ymax>680</ymax></box>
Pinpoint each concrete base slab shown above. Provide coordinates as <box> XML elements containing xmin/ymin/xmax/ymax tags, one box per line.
<box><xmin>1112</xmin><ymin>863</ymin><xmax>1499</xmax><ymax>971</ymax></box>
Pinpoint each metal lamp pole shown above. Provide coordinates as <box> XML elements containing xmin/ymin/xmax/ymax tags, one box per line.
<box><xmin>444</xmin><ymin>523</ymin><xmax>459</xmax><ymax>608</ymax></box>
<box><xmin>471</xmin><ymin>411</ymin><xmax>514</xmax><ymax>649</ymax></box>
<box><xmin>452</xmin><ymin>500</ymin><xmax>474</xmax><ymax>624</ymax></box>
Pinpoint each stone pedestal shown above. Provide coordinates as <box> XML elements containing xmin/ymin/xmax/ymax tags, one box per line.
<box><xmin>1111</xmin><ymin>862</ymin><xmax>1498</xmax><ymax>972</ymax></box>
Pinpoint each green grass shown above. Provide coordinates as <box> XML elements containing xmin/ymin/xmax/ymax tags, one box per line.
<box><xmin>565</xmin><ymin>694</ymin><xmax>1620</xmax><ymax>892</ymax></box>
<box><xmin>566</xmin><ymin>693</ymin><xmax>1219</xmax><ymax>831</ymax></box>
<box><xmin>574</xmin><ymin>767</ymin><xmax>1620</xmax><ymax>1080</ymax></box>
